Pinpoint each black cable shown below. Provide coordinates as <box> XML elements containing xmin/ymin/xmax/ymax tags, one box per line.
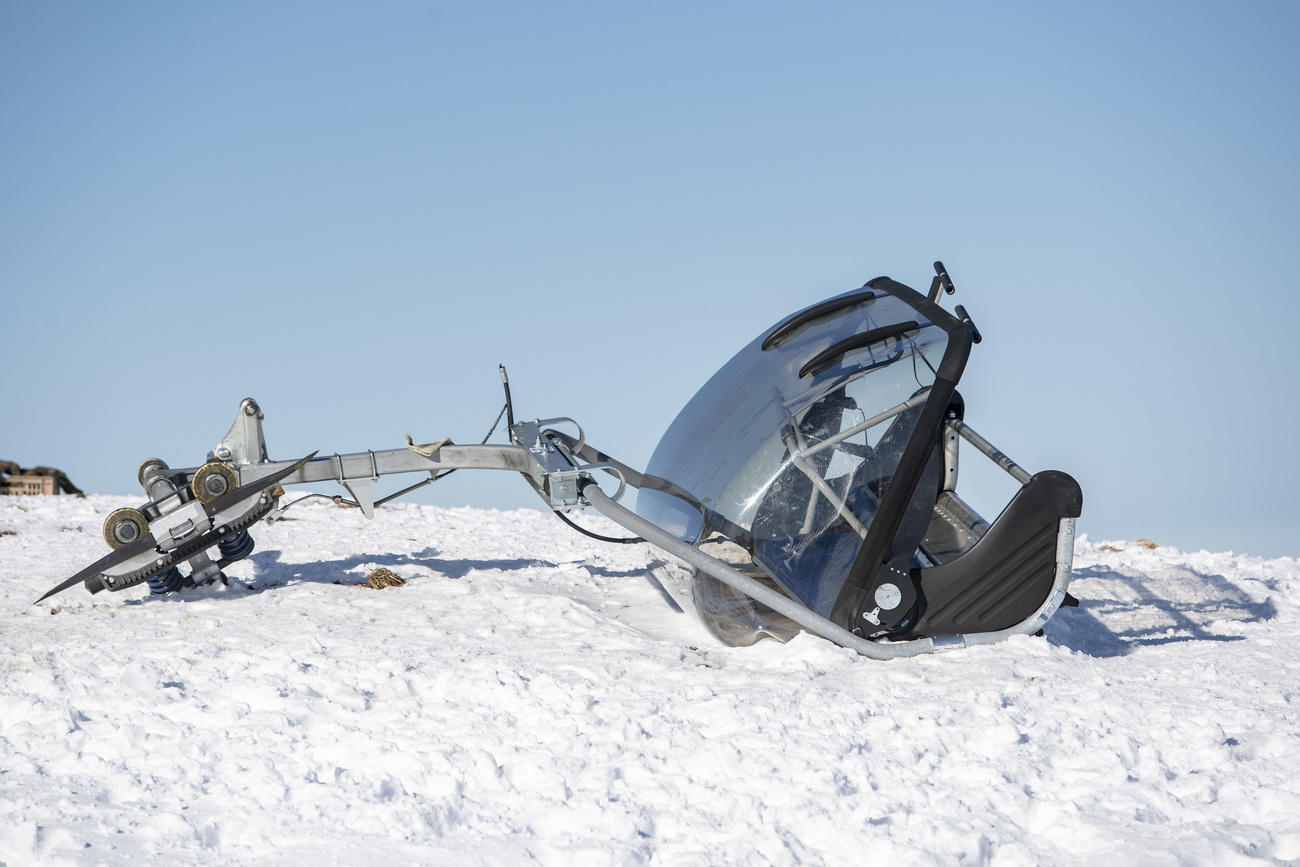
<box><xmin>492</xmin><ymin>370</ymin><xmax>639</xmax><ymax>544</ymax></box>
<box><xmin>481</xmin><ymin>401</ymin><xmax>508</xmax><ymax>445</ymax></box>
<box><xmin>550</xmin><ymin>507</ymin><xmax>644</xmax><ymax>545</ymax></box>
<box><xmin>499</xmin><ymin>364</ymin><xmax>515</xmax><ymax>433</ymax></box>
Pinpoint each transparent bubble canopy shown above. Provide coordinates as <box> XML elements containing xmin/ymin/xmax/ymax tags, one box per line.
<box><xmin>637</xmin><ymin>285</ymin><xmax>954</xmax><ymax>644</ymax></box>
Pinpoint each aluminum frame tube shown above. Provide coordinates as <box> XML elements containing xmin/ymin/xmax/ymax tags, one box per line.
<box><xmin>584</xmin><ymin>482</ymin><xmax>1077</xmax><ymax>658</ymax></box>
<box><xmin>232</xmin><ymin>444</ymin><xmax>542</xmax><ymax>488</ymax></box>
<box><xmin>798</xmin><ymin>391</ymin><xmax>930</xmax><ymax>460</ymax></box>
<box><xmin>948</xmin><ymin>420</ymin><xmax>1032</xmax><ymax>485</ymax></box>
<box><xmin>581</xmin><ymin>482</ymin><xmax>946</xmax><ymax>659</ymax></box>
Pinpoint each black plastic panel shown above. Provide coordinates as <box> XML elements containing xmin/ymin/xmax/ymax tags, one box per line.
<box><xmin>904</xmin><ymin>470</ymin><xmax>1083</xmax><ymax>638</ymax></box>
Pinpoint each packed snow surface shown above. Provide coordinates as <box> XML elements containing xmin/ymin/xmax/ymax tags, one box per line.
<box><xmin>2</xmin><ymin>494</ymin><xmax>1299</xmax><ymax>865</ymax></box>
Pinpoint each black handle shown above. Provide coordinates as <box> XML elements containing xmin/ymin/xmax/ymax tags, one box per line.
<box><xmin>798</xmin><ymin>321</ymin><xmax>919</xmax><ymax>378</ymax></box>
<box><xmin>928</xmin><ymin>261</ymin><xmax>956</xmax><ymax>302</ymax></box>
<box><xmin>954</xmin><ymin>304</ymin><xmax>982</xmax><ymax>344</ymax></box>
<box><xmin>762</xmin><ymin>290</ymin><xmax>877</xmax><ymax>351</ymax></box>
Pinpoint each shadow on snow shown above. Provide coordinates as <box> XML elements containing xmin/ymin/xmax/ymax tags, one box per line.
<box><xmin>123</xmin><ymin>546</ymin><xmax>680</xmax><ymax>612</ymax></box>
<box><xmin>128</xmin><ymin>540</ymin><xmax>1275</xmax><ymax>659</ymax></box>
<box><xmin>1045</xmin><ymin>562</ymin><xmax>1275</xmax><ymax>658</ymax></box>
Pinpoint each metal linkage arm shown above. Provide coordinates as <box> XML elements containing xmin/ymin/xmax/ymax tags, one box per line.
<box><xmin>237</xmin><ymin>444</ymin><xmax>542</xmax><ymax>488</ymax></box>
<box><xmin>207</xmin><ymin>396</ymin><xmax>556</xmax><ymax>519</ymax></box>
<box><xmin>580</xmin><ymin>481</ymin><xmax>949</xmax><ymax>660</ymax></box>
<box><xmin>947</xmin><ymin>419</ymin><xmax>1032</xmax><ymax>484</ymax></box>
<box><xmin>231</xmin><ymin>444</ymin><xmax>543</xmax><ymax>519</ymax></box>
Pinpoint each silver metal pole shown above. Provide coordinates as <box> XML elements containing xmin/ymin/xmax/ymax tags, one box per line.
<box><xmin>799</xmin><ymin>391</ymin><xmax>930</xmax><ymax>459</ymax></box>
<box><xmin>948</xmin><ymin>420</ymin><xmax>1032</xmax><ymax>485</ymax></box>
<box><xmin>233</xmin><ymin>444</ymin><xmax>542</xmax><ymax>488</ymax></box>
<box><xmin>581</xmin><ymin>483</ymin><xmax>946</xmax><ymax>660</ymax></box>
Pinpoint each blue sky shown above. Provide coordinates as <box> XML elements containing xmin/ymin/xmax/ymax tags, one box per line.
<box><xmin>3</xmin><ymin>1</ymin><xmax>1297</xmax><ymax>557</ymax></box>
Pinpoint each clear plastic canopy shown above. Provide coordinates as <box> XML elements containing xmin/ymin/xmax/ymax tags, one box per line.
<box><xmin>638</xmin><ymin>287</ymin><xmax>952</xmax><ymax>645</ymax></box>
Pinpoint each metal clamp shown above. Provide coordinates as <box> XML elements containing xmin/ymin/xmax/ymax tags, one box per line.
<box><xmin>330</xmin><ymin>451</ymin><xmax>380</xmax><ymax>518</ymax></box>
<box><xmin>329</xmin><ymin>450</ymin><xmax>380</xmax><ymax>484</ymax></box>
<box><xmin>577</xmin><ymin>462</ymin><xmax>627</xmax><ymax>503</ymax></box>
<box><xmin>536</xmin><ymin>417</ymin><xmax>586</xmax><ymax>456</ymax></box>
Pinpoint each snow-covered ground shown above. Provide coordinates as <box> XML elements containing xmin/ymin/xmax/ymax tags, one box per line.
<box><xmin>2</xmin><ymin>493</ymin><xmax>1298</xmax><ymax>865</ymax></box>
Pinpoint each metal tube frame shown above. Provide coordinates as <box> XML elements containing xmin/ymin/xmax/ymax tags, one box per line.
<box><xmin>170</xmin><ymin>398</ymin><xmax>1074</xmax><ymax>659</ymax></box>
<box><xmin>947</xmin><ymin>419</ymin><xmax>1032</xmax><ymax>485</ymax></box>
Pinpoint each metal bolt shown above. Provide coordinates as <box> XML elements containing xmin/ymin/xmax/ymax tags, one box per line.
<box><xmin>215</xmin><ymin>447</ymin><xmax>232</xmax><ymax>459</ymax></box>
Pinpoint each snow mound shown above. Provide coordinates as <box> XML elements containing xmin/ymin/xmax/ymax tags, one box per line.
<box><xmin>2</xmin><ymin>495</ymin><xmax>1298</xmax><ymax>865</ymax></box>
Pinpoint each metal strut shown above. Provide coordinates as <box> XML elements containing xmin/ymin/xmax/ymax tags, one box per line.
<box><xmin>580</xmin><ymin>482</ymin><xmax>1078</xmax><ymax>660</ymax></box>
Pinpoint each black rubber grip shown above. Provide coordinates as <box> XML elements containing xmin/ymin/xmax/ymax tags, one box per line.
<box><xmin>762</xmin><ymin>290</ymin><xmax>877</xmax><ymax>351</ymax></box>
<box><xmin>798</xmin><ymin>320</ymin><xmax>919</xmax><ymax>378</ymax></box>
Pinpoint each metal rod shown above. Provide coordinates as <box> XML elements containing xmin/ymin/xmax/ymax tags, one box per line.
<box><xmin>581</xmin><ymin>482</ymin><xmax>943</xmax><ymax>660</ymax></box>
<box><xmin>799</xmin><ymin>391</ymin><xmax>930</xmax><ymax>459</ymax></box>
<box><xmin>234</xmin><ymin>444</ymin><xmax>541</xmax><ymax>489</ymax></box>
<box><xmin>789</xmin><ymin>452</ymin><xmax>869</xmax><ymax>539</ymax></box>
<box><xmin>373</xmin><ymin>476</ymin><xmax>434</xmax><ymax>507</ymax></box>
<box><xmin>790</xmin><ymin>423</ymin><xmax>823</xmax><ymax>534</ymax></box>
<box><xmin>948</xmin><ymin>419</ymin><xmax>1032</xmax><ymax>485</ymax></box>
<box><xmin>585</xmin><ymin>482</ymin><xmax>1074</xmax><ymax>657</ymax></box>
<box><xmin>783</xmin><ymin>429</ymin><xmax>868</xmax><ymax>540</ymax></box>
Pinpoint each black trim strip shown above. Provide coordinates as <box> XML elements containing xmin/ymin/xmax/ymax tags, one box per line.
<box><xmin>761</xmin><ymin>290</ymin><xmax>877</xmax><ymax>351</ymax></box>
<box><xmin>798</xmin><ymin>320</ymin><xmax>920</xmax><ymax>378</ymax></box>
<box><xmin>830</xmin><ymin>276</ymin><xmax>974</xmax><ymax>630</ymax></box>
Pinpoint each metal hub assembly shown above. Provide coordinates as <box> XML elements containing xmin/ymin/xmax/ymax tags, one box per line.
<box><xmin>192</xmin><ymin>462</ymin><xmax>237</xmax><ymax>504</ymax></box>
<box><xmin>103</xmin><ymin>508</ymin><xmax>148</xmax><ymax>549</ymax></box>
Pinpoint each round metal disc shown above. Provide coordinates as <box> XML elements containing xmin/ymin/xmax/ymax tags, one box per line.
<box><xmin>103</xmin><ymin>507</ymin><xmax>149</xmax><ymax>549</ymax></box>
<box><xmin>874</xmin><ymin>582</ymin><xmax>903</xmax><ymax>611</ymax></box>
<box><xmin>137</xmin><ymin>458</ymin><xmax>169</xmax><ymax>487</ymax></box>
<box><xmin>191</xmin><ymin>462</ymin><xmax>238</xmax><ymax>504</ymax></box>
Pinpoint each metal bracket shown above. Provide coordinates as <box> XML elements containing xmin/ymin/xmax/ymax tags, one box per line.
<box><xmin>212</xmin><ymin>398</ymin><xmax>269</xmax><ymax>465</ymax></box>
<box><xmin>511</xmin><ymin>419</ymin><xmax>626</xmax><ymax>511</ymax></box>
<box><xmin>535</xmin><ymin>417</ymin><xmax>586</xmax><ymax>455</ymax></box>
<box><xmin>150</xmin><ymin>500</ymin><xmax>212</xmax><ymax>553</ymax></box>
<box><xmin>544</xmin><ymin>470</ymin><xmax>584</xmax><ymax>511</ymax></box>
<box><xmin>335</xmin><ymin>450</ymin><xmax>379</xmax><ymax>518</ymax></box>
<box><xmin>942</xmin><ymin>424</ymin><xmax>960</xmax><ymax>493</ymax></box>
<box><xmin>342</xmin><ymin>479</ymin><xmax>375</xmax><ymax>518</ymax></box>
<box><xmin>186</xmin><ymin>549</ymin><xmax>223</xmax><ymax>586</ymax></box>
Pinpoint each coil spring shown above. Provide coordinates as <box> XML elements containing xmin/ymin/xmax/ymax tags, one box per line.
<box><xmin>147</xmin><ymin>566</ymin><xmax>184</xmax><ymax>595</ymax></box>
<box><xmin>218</xmin><ymin>529</ymin><xmax>255</xmax><ymax>563</ymax></box>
